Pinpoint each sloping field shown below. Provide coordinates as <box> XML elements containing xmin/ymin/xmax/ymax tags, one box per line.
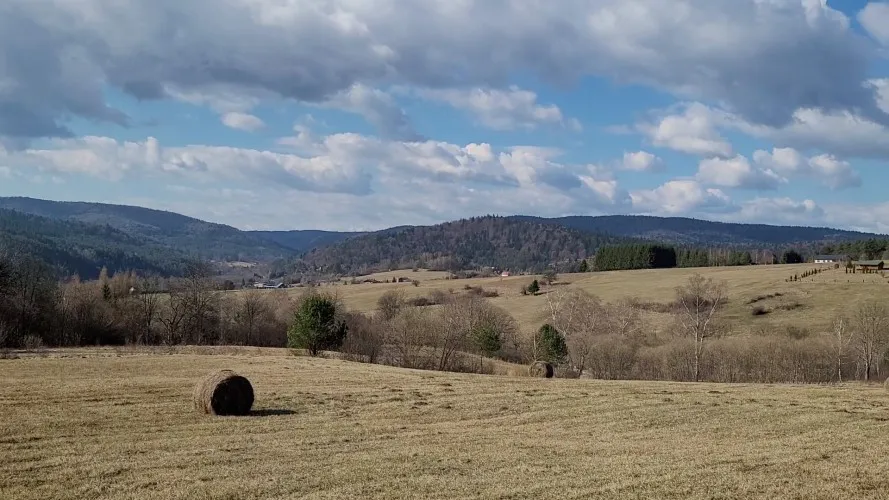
<box><xmin>2</xmin><ymin>350</ymin><xmax>889</xmax><ymax>499</ymax></box>
<box><xmin>317</xmin><ymin>264</ymin><xmax>889</xmax><ymax>335</ymax></box>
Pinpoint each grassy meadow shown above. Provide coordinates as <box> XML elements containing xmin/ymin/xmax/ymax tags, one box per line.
<box><xmin>3</xmin><ymin>349</ymin><xmax>889</xmax><ymax>499</ymax></box>
<box><xmin>312</xmin><ymin>264</ymin><xmax>889</xmax><ymax>336</ymax></box>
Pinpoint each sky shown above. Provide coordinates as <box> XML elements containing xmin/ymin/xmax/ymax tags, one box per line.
<box><xmin>3</xmin><ymin>0</ymin><xmax>889</xmax><ymax>232</ymax></box>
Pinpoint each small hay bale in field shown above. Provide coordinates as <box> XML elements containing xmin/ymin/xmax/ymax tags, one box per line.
<box><xmin>193</xmin><ymin>370</ymin><xmax>254</xmax><ymax>416</ymax></box>
<box><xmin>529</xmin><ymin>361</ymin><xmax>554</xmax><ymax>378</ymax></box>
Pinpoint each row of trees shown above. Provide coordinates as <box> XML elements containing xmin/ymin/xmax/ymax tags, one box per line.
<box><xmin>590</xmin><ymin>245</ymin><xmax>793</xmax><ymax>272</ymax></box>
<box><xmin>0</xmin><ymin>255</ymin><xmax>294</xmax><ymax>349</ymax></box>
<box><xmin>824</xmin><ymin>239</ymin><xmax>889</xmax><ymax>261</ymax></box>
<box><xmin>593</xmin><ymin>244</ymin><xmax>677</xmax><ymax>271</ymax></box>
<box><xmin>1</xmin><ymin>251</ymin><xmax>524</xmax><ymax>375</ymax></box>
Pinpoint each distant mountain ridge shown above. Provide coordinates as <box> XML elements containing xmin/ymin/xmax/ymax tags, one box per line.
<box><xmin>512</xmin><ymin>215</ymin><xmax>882</xmax><ymax>247</ymax></box>
<box><xmin>2</xmin><ymin>196</ymin><xmax>887</xmax><ymax>278</ymax></box>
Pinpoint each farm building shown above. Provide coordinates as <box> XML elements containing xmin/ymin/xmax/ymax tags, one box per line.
<box><xmin>253</xmin><ymin>281</ymin><xmax>287</xmax><ymax>289</ymax></box>
<box><xmin>814</xmin><ymin>254</ymin><xmax>849</xmax><ymax>264</ymax></box>
<box><xmin>853</xmin><ymin>260</ymin><xmax>885</xmax><ymax>273</ymax></box>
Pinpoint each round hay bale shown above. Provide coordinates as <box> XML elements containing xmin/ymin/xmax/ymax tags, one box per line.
<box><xmin>529</xmin><ymin>361</ymin><xmax>554</xmax><ymax>378</ymax></box>
<box><xmin>193</xmin><ymin>370</ymin><xmax>254</xmax><ymax>416</ymax></box>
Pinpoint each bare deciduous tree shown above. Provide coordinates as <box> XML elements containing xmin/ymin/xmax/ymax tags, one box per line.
<box><xmin>178</xmin><ymin>265</ymin><xmax>220</xmax><ymax>344</ymax></box>
<box><xmin>605</xmin><ymin>298</ymin><xmax>644</xmax><ymax>341</ymax></box>
<box><xmin>159</xmin><ymin>282</ymin><xmax>188</xmax><ymax>345</ymax></box>
<box><xmin>234</xmin><ymin>290</ymin><xmax>271</xmax><ymax>345</ymax></box>
<box><xmin>546</xmin><ymin>288</ymin><xmax>611</xmax><ymax>376</ymax></box>
<box><xmin>674</xmin><ymin>274</ymin><xmax>727</xmax><ymax>382</ymax></box>
<box><xmin>827</xmin><ymin>315</ymin><xmax>854</xmax><ymax>383</ymax></box>
<box><xmin>852</xmin><ymin>301</ymin><xmax>889</xmax><ymax>381</ymax></box>
<box><xmin>388</xmin><ymin>306</ymin><xmax>432</xmax><ymax>369</ymax></box>
<box><xmin>131</xmin><ymin>276</ymin><xmax>162</xmax><ymax>344</ymax></box>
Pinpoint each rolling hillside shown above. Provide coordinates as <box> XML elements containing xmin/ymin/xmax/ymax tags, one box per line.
<box><xmin>4</xmin><ymin>196</ymin><xmax>889</xmax><ymax>279</ymax></box>
<box><xmin>0</xmin><ymin>209</ymin><xmax>194</xmax><ymax>278</ymax></box>
<box><xmin>0</xmin><ymin>197</ymin><xmax>294</xmax><ymax>263</ymax></box>
<box><xmin>294</xmin><ymin>216</ymin><xmax>633</xmax><ymax>274</ymax></box>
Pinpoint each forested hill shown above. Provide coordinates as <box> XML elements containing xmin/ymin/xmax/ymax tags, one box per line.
<box><xmin>0</xmin><ymin>197</ymin><xmax>294</xmax><ymax>262</ymax></box>
<box><xmin>4</xmin><ymin>196</ymin><xmax>889</xmax><ymax>279</ymax></box>
<box><xmin>0</xmin><ymin>209</ymin><xmax>195</xmax><ymax>278</ymax></box>
<box><xmin>250</xmin><ymin>230</ymin><xmax>364</xmax><ymax>253</ymax></box>
<box><xmin>515</xmin><ymin>215</ymin><xmax>881</xmax><ymax>247</ymax></box>
<box><xmin>293</xmin><ymin>216</ymin><xmax>634</xmax><ymax>275</ymax></box>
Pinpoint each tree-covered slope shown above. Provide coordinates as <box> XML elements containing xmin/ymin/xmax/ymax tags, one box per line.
<box><xmin>249</xmin><ymin>230</ymin><xmax>364</xmax><ymax>253</ymax></box>
<box><xmin>519</xmin><ymin>215</ymin><xmax>882</xmax><ymax>247</ymax></box>
<box><xmin>0</xmin><ymin>209</ymin><xmax>195</xmax><ymax>278</ymax></box>
<box><xmin>294</xmin><ymin>216</ymin><xmax>634</xmax><ymax>274</ymax></box>
<box><xmin>0</xmin><ymin>197</ymin><xmax>294</xmax><ymax>262</ymax></box>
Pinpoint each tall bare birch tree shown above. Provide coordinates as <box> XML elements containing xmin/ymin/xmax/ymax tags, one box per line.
<box><xmin>674</xmin><ymin>274</ymin><xmax>727</xmax><ymax>382</ymax></box>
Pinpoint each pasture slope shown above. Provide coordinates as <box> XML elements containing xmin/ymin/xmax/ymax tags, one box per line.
<box><xmin>316</xmin><ymin>263</ymin><xmax>889</xmax><ymax>335</ymax></box>
<box><xmin>2</xmin><ymin>349</ymin><xmax>889</xmax><ymax>499</ymax></box>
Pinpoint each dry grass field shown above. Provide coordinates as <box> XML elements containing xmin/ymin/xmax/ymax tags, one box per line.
<box><xmin>3</xmin><ymin>349</ymin><xmax>889</xmax><ymax>499</ymax></box>
<box><xmin>312</xmin><ymin>264</ymin><xmax>889</xmax><ymax>335</ymax></box>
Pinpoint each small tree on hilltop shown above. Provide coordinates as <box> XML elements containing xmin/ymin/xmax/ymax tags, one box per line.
<box><xmin>288</xmin><ymin>292</ymin><xmax>348</xmax><ymax>356</ymax></box>
<box><xmin>527</xmin><ymin>280</ymin><xmax>540</xmax><ymax>295</ymax></box>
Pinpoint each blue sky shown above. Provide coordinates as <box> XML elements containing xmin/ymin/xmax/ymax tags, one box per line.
<box><xmin>3</xmin><ymin>0</ymin><xmax>889</xmax><ymax>232</ymax></box>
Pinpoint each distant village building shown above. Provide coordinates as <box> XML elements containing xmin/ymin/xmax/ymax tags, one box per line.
<box><xmin>814</xmin><ymin>254</ymin><xmax>849</xmax><ymax>264</ymax></box>
<box><xmin>253</xmin><ymin>281</ymin><xmax>287</xmax><ymax>289</ymax></box>
<box><xmin>500</xmin><ymin>271</ymin><xmax>510</xmax><ymax>277</ymax></box>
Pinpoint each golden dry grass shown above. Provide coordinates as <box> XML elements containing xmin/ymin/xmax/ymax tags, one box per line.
<box><xmin>3</xmin><ymin>350</ymin><xmax>889</xmax><ymax>499</ymax></box>
<box><xmin>304</xmin><ymin>264</ymin><xmax>889</xmax><ymax>336</ymax></box>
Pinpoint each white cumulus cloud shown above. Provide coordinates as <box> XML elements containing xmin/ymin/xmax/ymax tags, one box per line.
<box><xmin>630</xmin><ymin>180</ymin><xmax>735</xmax><ymax>215</ymax></box>
<box><xmin>696</xmin><ymin>155</ymin><xmax>784</xmax><ymax>190</ymax></box>
<box><xmin>220</xmin><ymin>112</ymin><xmax>265</xmax><ymax>132</ymax></box>
<box><xmin>620</xmin><ymin>151</ymin><xmax>664</xmax><ymax>172</ymax></box>
<box><xmin>416</xmin><ymin>86</ymin><xmax>575</xmax><ymax>131</ymax></box>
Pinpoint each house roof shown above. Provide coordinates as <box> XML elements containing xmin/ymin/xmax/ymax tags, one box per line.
<box><xmin>814</xmin><ymin>254</ymin><xmax>848</xmax><ymax>260</ymax></box>
<box><xmin>855</xmin><ymin>260</ymin><xmax>885</xmax><ymax>266</ymax></box>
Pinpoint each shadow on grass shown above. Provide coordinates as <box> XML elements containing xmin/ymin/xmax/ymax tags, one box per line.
<box><xmin>250</xmin><ymin>409</ymin><xmax>297</xmax><ymax>417</ymax></box>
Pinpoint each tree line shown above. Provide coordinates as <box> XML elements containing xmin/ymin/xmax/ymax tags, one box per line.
<box><xmin>5</xmin><ymin>249</ymin><xmax>889</xmax><ymax>384</ymax></box>
<box><xmin>592</xmin><ymin>244</ymin><xmax>763</xmax><ymax>271</ymax></box>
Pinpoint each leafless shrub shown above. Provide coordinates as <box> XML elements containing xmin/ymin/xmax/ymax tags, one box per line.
<box><xmin>751</xmin><ymin>305</ymin><xmax>770</xmax><ymax>316</ymax></box>
<box><xmin>626</xmin><ymin>298</ymin><xmax>678</xmax><ymax>314</ymax></box>
<box><xmin>387</xmin><ymin>307</ymin><xmax>436</xmax><ymax>370</ymax></box>
<box><xmin>406</xmin><ymin>296</ymin><xmax>434</xmax><ymax>307</ymax></box>
<box><xmin>340</xmin><ymin>312</ymin><xmax>385</xmax><ymax>364</ymax></box>
<box><xmin>377</xmin><ymin>289</ymin><xmax>404</xmax><ymax>321</ymax></box>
